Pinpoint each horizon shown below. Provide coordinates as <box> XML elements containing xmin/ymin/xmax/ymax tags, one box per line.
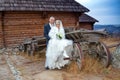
<box><xmin>94</xmin><ymin>23</ymin><xmax>120</xmax><ymax>25</ymax></box>
<box><xmin>76</xmin><ymin>0</ymin><xmax>120</xmax><ymax>25</ymax></box>
<box><xmin>94</xmin><ymin>24</ymin><xmax>120</xmax><ymax>26</ymax></box>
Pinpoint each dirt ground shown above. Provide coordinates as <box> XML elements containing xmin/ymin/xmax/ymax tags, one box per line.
<box><xmin>0</xmin><ymin>37</ymin><xmax>120</xmax><ymax>80</ymax></box>
<box><xmin>0</xmin><ymin>55</ymin><xmax>14</xmax><ymax>80</ymax></box>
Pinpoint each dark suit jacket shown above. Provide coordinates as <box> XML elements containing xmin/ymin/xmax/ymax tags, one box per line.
<box><xmin>44</xmin><ymin>23</ymin><xmax>51</xmax><ymax>45</ymax></box>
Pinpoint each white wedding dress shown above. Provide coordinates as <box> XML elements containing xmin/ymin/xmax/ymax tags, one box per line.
<box><xmin>45</xmin><ymin>25</ymin><xmax>73</xmax><ymax>69</ymax></box>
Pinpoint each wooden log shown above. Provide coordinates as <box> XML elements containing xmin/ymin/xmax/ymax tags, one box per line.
<box><xmin>108</xmin><ymin>43</ymin><xmax>120</xmax><ymax>48</ymax></box>
<box><xmin>66</xmin><ymin>29</ymin><xmax>107</xmax><ymax>36</ymax></box>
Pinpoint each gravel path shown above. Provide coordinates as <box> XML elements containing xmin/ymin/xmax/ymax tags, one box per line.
<box><xmin>0</xmin><ymin>55</ymin><xmax>14</xmax><ymax>80</ymax></box>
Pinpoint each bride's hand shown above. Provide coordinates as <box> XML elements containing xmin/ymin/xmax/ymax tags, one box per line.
<box><xmin>56</xmin><ymin>33</ymin><xmax>62</xmax><ymax>39</ymax></box>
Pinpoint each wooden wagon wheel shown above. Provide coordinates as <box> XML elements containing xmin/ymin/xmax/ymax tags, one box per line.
<box><xmin>73</xmin><ymin>43</ymin><xmax>83</xmax><ymax>70</ymax></box>
<box><xmin>97</xmin><ymin>42</ymin><xmax>111</xmax><ymax>67</ymax></box>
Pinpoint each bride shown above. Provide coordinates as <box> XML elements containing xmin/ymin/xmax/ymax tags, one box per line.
<box><xmin>45</xmin><ymin>20</ymin><xmax>73</xmax><ymax>69</ymax></box>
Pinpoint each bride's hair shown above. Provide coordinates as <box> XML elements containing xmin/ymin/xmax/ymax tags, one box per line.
<box><xmin>55</xmin><ymin>20</ymin><xmax>61</xmax><ymax>24</ymax></box>
<box><xmin>55</xmin><ymin>20</ymin><xmax>63</xmax><ymax>28</ymax></box>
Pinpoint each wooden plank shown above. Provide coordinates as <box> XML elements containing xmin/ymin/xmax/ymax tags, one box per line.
<box><xmin>108</xmin><ymin>43</ymin><xmax>120</xmax><ymax>48</ymax></box>
<box><xmin>70</xmin><ymin>33</ymin><xmax>77</xmax><ymax>40</ymax></box>
<box><xmin>37</xmin><ymin>44</ymin><xmax>46</xmax><ymax>47</ymax></box>
<box><xmin>66</xmin><ymin>30</ymin><xmax>107</xmax><ymax>35</ymax></box>
<box><xmin>74</xmin><ymin>32</ymin><xmax>80</xmax><ymax>39</ymax></box>
<box><xmin>66</xmin><ymin>33</ymin><xmax>74</xmax><ymax>40</ymax></box>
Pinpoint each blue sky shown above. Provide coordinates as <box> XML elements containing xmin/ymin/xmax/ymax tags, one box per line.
<box><xmin>76</xmin><ymin>0</ymin><xmax>120</xmax><ymax>25</ymax></box>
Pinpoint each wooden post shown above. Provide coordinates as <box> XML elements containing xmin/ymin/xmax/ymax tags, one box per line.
<box><xmin>75</xmin><ymin>12</ymin><xmax>81</xmax><ymax>29</ymax></box>
<box><xmin>1</xmin><ymin>12</ymin><xmax>6</xmax><ymax>48</ymax></box>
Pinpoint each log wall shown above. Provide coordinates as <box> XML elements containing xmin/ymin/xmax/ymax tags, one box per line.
<box><xmin>79</xmin><ymin>22</ymin><xmax>94</xmax><ymax>30</ymax></box>
<box><xmin>0</xmin><ymin>11</ymin><xmax>78</xmax><ymax>47</ymax></box>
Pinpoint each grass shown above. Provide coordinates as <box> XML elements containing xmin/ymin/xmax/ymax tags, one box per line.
<box><xmin>19</xmin><ymin>37</ymin><xmax>120</xmax><ymax>80</ymax></box>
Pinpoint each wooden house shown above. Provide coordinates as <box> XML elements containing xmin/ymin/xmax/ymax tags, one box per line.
<box><xmin>79</xmin><ymin>14</ymin><xmax>98</xmax><ymax>30</ymax></box>
<box><xmin>0</xmin><ymin>0</ymin><xmax>97</xmax><ymax>48</ymax></box>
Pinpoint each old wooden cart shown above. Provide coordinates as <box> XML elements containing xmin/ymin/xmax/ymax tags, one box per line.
<box><xmin>19</xmin><ymin>29</ymin><xmax>111</xmax><ymax>70</ymax></box>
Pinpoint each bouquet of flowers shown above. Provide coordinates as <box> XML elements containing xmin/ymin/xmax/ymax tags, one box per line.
<box><xmin>56</xmin><ymin>33</ymin><xmax>63</xmax><ymax>40</ymax></box>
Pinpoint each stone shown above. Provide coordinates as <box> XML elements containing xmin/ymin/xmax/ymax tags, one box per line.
<box><xmin>0</xmin><ymin>48</ymin><xmax>5</xmax><ymax>54</ymax></box>
<box><xmin>112</xmin><ymin>45</ymin><xmax>120</xmax><ymax>68</ymax></box>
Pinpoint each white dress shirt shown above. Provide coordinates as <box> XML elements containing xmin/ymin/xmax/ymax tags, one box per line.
<box><xmin>49</xmin><ymin>23</ymin><xmax>55</xmax><ymax>28</ymax></box>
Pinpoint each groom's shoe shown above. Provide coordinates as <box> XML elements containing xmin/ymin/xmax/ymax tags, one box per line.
<box><xmin>45</xmin><ymin>67</ymin><xmax>49</xmax><ymax>70</ymax></box>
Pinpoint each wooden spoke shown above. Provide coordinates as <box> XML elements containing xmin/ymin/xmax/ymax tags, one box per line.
<box><xmin>97</xmin><ymin>42</ymin><xmax>111</xmax><ymax>67</ymax></box>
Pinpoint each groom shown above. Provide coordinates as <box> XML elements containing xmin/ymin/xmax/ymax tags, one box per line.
<box><xmin>44</xmin><ymin>16</ymin><xmax>55</xmax><ymax>45</ymax></box>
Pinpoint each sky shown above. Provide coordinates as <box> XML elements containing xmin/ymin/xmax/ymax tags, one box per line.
<box><xmin>75</xmin><ymin>0</ymin><xmax>120</xmax><ymax>25</ymax></box>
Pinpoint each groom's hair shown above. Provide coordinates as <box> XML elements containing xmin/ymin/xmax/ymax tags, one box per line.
<box><xmin>49</xmin><ymin>16</ymin><xmax>55</xmax><ymax>21</ymax></box>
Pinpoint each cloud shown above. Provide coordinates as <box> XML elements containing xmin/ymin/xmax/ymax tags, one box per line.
<box><xmin>94</xmin><ymin>15</ymin><xmax>120</xmax><ymax>24</ymax></box>
<box><xmin>75</xmin><ymin>0</ymin><xmax>120</xmax><ymax>24</ymax></box>
<box><xmin>76</xmin><ymin>0</ymin><xmax>109</xmax><ymax>6</ymax></box>
<box><xmin>88</xmin><ymin>7</ymin><xmax>119</xmax><ymax>16</ymax></box>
